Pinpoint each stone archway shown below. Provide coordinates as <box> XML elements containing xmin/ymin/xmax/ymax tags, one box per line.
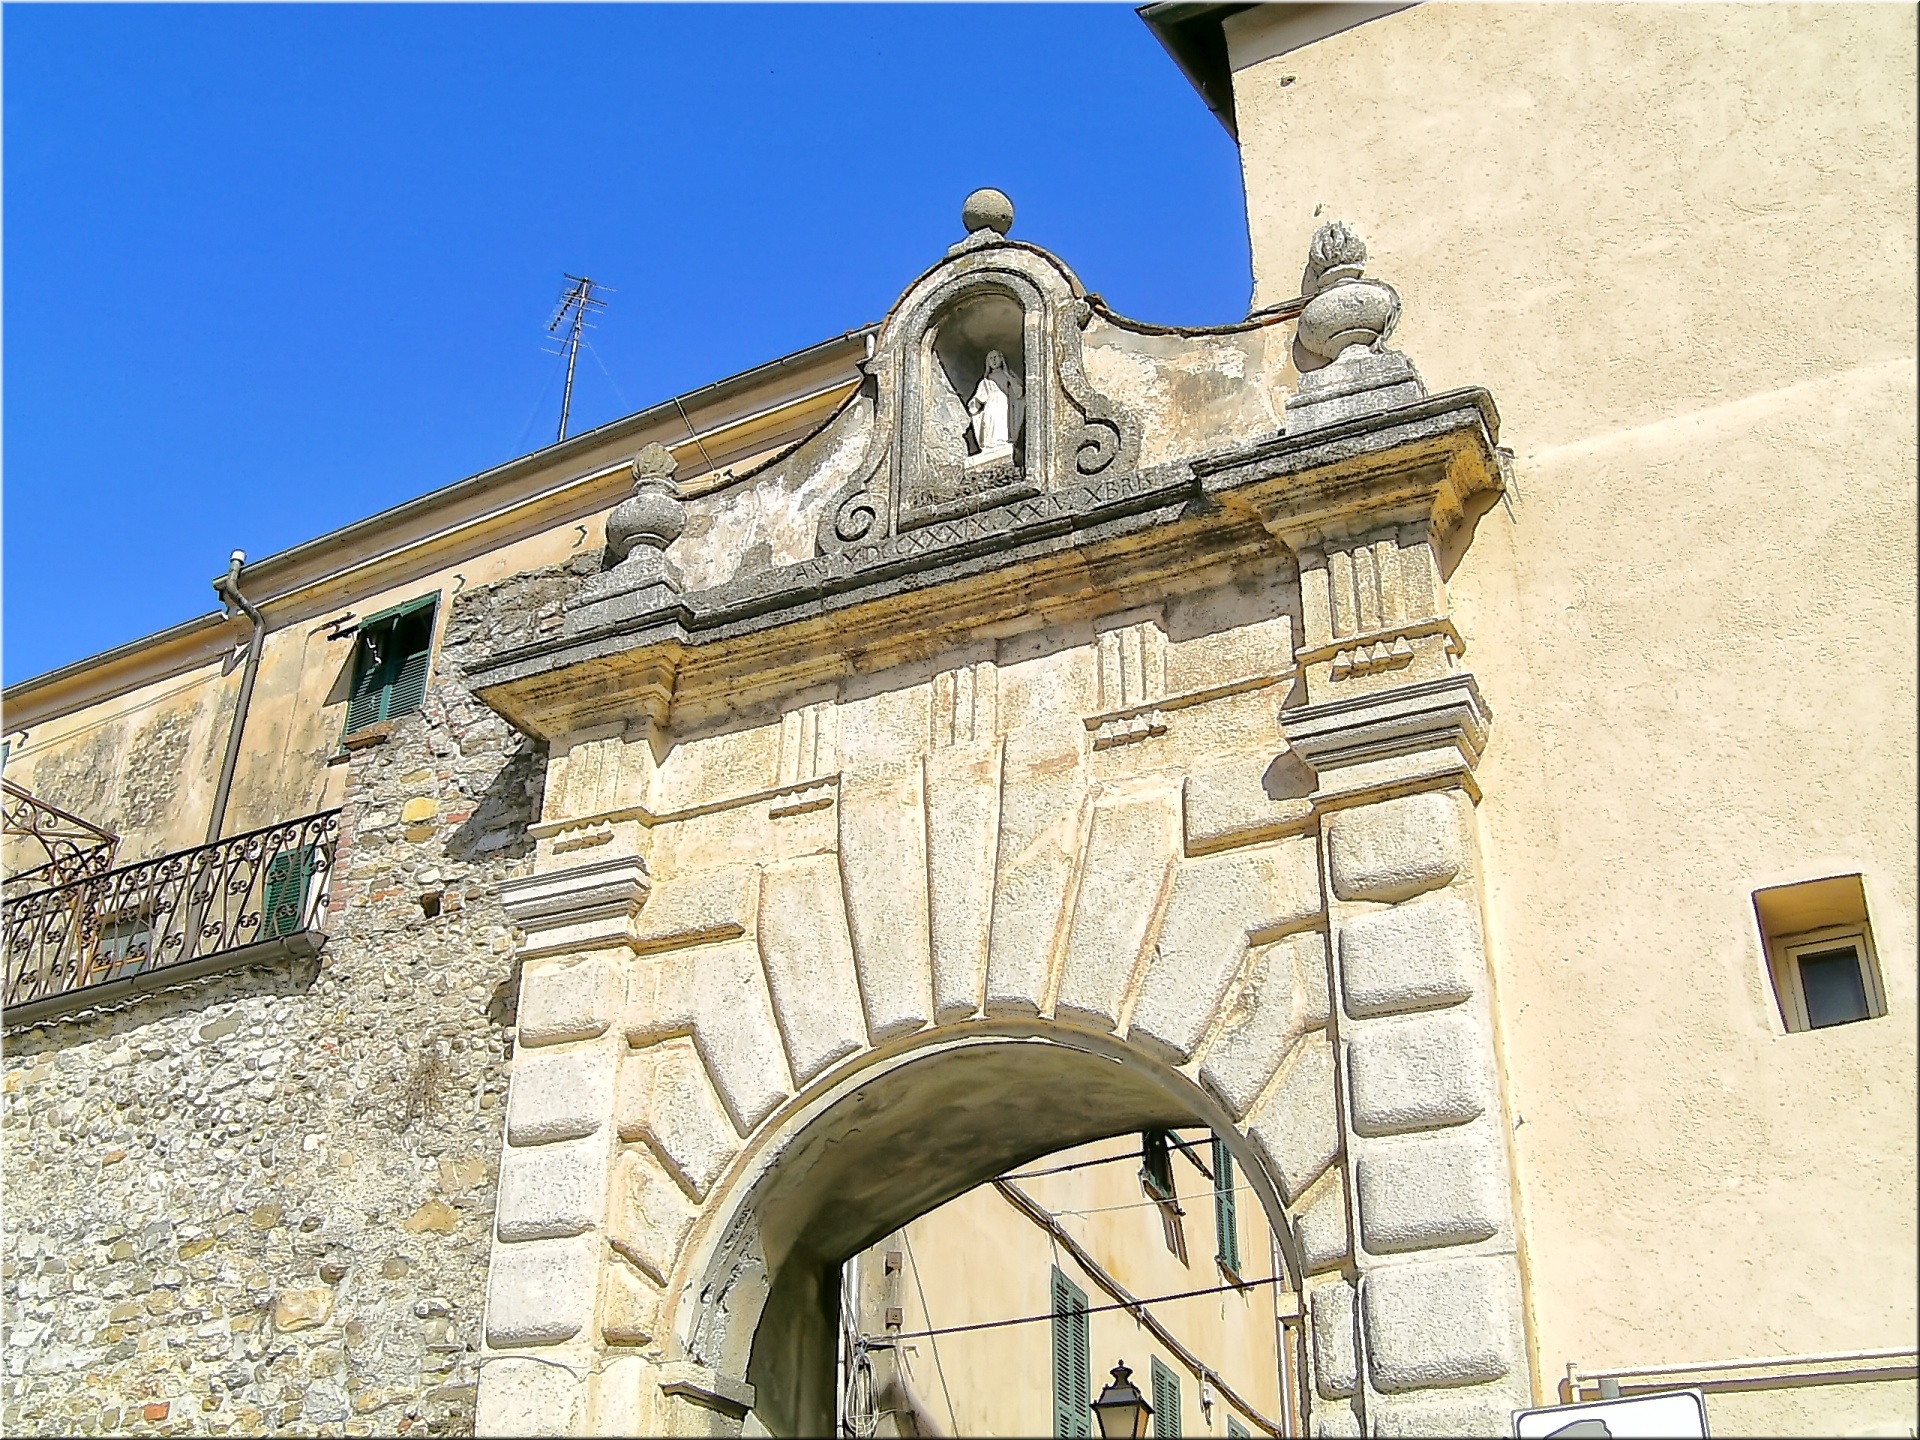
<box><xmin>461</xmin><ymin>210</ymin><xmax>1527</xmax><ymax>1437</ymax></box>
<box><xmin>681</xmin><ymin>1028</ymin><xmax>1298</xmax><ymax>1437</ymax></box>
<box><xmin>474</xmin><ymin>738</ymin><xmax>1528</xmax><ymax>1439</ymax></box>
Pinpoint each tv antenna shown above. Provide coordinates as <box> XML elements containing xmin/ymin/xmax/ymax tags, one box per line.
<box><xmin>545</xmin><ymin>273</ymin><xmax>610</xmax><ymax>443</ymax></box>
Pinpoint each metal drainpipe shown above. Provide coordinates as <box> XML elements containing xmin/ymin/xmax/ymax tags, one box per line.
<box><xmin>206</xmin><ymin>550</ymin><xmax>266</xmax><ymax>844</ymax></box>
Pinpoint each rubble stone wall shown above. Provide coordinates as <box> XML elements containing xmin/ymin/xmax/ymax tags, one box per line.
<box><xmin>1</xmin><ymin>563</ymin><xmax>583</xmax><ymax>1437</ymax></box>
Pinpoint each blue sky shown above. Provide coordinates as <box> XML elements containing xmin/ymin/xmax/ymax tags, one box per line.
<box><xmin>2</xmin><ymin>3</ymin><xmax>1250</xmax><ymax>686</ymax></box>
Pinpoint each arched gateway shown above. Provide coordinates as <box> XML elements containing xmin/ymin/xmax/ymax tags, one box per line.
<box><xmin>463</xmin><ymin>197</ymin><xmax>1528</xmax><ymax>1436</ymax></box>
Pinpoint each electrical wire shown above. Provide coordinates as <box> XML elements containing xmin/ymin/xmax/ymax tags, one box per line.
<box><xmin>899</xmin><ymin>1230</ymin><xmax>960</xmax><ymax>1435</ymax></box>
<box><xmin>1040</xmin><ymin>1181</ymin><xmax>1262</xmax><ymax>1220</ymax></box>
<box><xmin>997</xmin><ymin>1128</ymin><xmax>1217</xmax><ymax>1182</ymax></box>
<box><xmin>515</xmin><ymin>347</ymin><xmax>570</xmax><ymax>452</ymax></box>
<box><xmin>884</xmin><ymin>1273</ymin><xmax>1288</xmax><ymax>1344</ymax></box>
<box><xmin>583</xmin><ymin>337</ymin><xmax>633</xmax><ymax>412</ymax></box>
<box><xmin>998</xmin><ymin>1149</ymin><xmax>1142</xmax><ymax>1180</ymax></box>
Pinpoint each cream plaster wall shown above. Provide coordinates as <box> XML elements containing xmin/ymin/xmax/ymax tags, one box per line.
<box><xmin>1227</xmin><ymin>1</ymin><xmax>1918</xmax><ymax>1422</ymax></box>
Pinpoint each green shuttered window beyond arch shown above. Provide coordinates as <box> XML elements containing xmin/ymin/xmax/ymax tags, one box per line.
<box><xmin>1051</xmin><ymin>1266</ymin><xmax>1090</xmax><ymax>1437</ymax></box>
<box><xmin>1151</xmin><ymin>1357</ymin><xmax>1181</xmax><ymax>1438</ymax></box>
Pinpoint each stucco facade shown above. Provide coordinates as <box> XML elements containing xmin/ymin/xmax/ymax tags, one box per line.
<box><xmin>1219</xmin><ymin>3</ymin><xmax>1918</xmax><ymax>1432</ymax></box>
<box><xmin>5</xmin><ymin>5</ymin><xmax>1915</xmax><ymax>1438</ymax></box>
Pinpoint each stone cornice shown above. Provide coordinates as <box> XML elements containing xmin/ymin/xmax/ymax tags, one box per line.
<box><xmin>467</xmin><ymin>388</ymin><xmax>1503</xmax><ymax>741</ymax></box>
<box><xmin>497</xmin><ymin>852</ymin><xmax>651</xmax><ymax>960</ymax></box>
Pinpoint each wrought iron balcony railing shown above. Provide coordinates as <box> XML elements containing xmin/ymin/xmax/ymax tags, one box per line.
<box><xmin>2</xmin><ymin>809</ymin><xmax>340</xmax><ymax>1025</ymax></box>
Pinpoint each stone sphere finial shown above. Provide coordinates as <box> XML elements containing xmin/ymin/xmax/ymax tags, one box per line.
<box><xmin>961</xmin><ymin>188</ymin><xmax>1015</xmax><ymax>237</ymax></box>
<box><xmin>605</xmin><ymin>443</ymin><xmax>685</xmax><ymax>565</ymax></box>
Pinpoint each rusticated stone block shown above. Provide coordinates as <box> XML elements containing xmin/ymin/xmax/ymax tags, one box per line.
<box><xmin>1182</xmin><ymin>753</ymin><xmax>1317</xmax><ymax>855</ymax></box>
<box><xmin>628</xmin><ymin>866</ymin><xmax>754</xmax><ymax>954</ymax></box>
<box><xmin>839</xmin><ymin>764</ymin><xmax>934</xmax><ymax>1041</ymax></box>
<box><xmin>608</xmin><ymin>1149</ymin><xmax>697</xmax><ymax>1287</ymax></box>
<box><xmin>1372</xmin><ymin>1389</ymin><xmax>1528</xmax><ymax>1437</ymax></box>
<box><xmin>1326</xmin><ymin>790</ymin><xmax>1466</xmax><ymax>903</ymax></box>
<box><xmin>1056</xmin><ymin>787</ymin><xmax>1180</xmax><ymax>1030</ymax></box>
<box><xmin>985</xmin><ymin>761</ymin><xmax>1088</xmax><ymax>1018</ymax></box>
<box><xmin>1313</xmin><ymin>1403</ymin><xmax>1363</xmax><ymax>1438</ymax></box>
<box><xmin>1244</xmin><ymin>1033</ymin><xmax>1340</xmax><ymax>1203</ymax></box>
<box><xmin>601</xmin><ymin>1260</ymin><xmax>660</xmax><ymax>1346</ymax></box>
<box><xmin>518</xmin><ymin>956</ymin><xmax>617</xmax><ymax>1047</ymax></box>
<box><xmin>637</xmin><ymin>939</ymin><xmax>793</xmax><ymax>1134</ymax></box>
<box><xmin>1200</xmin><ymin>929</ymin><xmax>1329</xmax><ymax>1120</ymax></box>
<box><xmin>495</xmin><ymin>1131</ymin><xmax>610</xmax><ymax>1242</ymax></box>
<box><xmin>1356</xmin><ymin>1132</ymin><xmax>1504</xmax><ymax>1255</ymax></box>
<box><xmin>484</xmin><ymin>1233</ymin><xmax>601</xmax><ymax>1347</ymax></box>
<box><xmin>507</xmin><ymin>1043</ymin><xmax>617</xmax><ymax>1146</ymax></box>
<box><xmin>1339</xmin><ymin>893</ymin><xmax>1481</xmax><ymax>1018</ymax></box>
<box><xmin>1362</xmin><ymin>1258</ymin><xmax>1515</xmax><ymax>1392</ymax></box>
<box><xmin>1346</xmin><ymin>1010</ymin><xmax>1489</xmax><ymax>1136</ymax></box>
<box><xmin>639</xmin><ymin>1039</ymin><xmax>739</xmax><ymax>1200</ymax></box>
<box><xmin>475</xmin><ymin>1355</ymin><xmax>583</xmax><ymax>1437</ymax></box>
<box><xmin>1294</xmin><ymin>1173</ymin><xmax>1351</xmax><ymax>1274</ymax></box>
<box><xmin>925</xmin><ymin>741</ymin><xmax>1000</xmax><ymax>1021</ymax></box>
<box><xmin>1309</xmin><ymin>1278</ymin><xmax>1357</xmax><ymax>1398</ymax></box>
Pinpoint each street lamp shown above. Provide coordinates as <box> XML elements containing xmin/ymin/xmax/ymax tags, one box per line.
<box><xmin>1092</xmin><ymin>1361</ymin><xmax>1154</xmax><ymax>1439</ymax></box>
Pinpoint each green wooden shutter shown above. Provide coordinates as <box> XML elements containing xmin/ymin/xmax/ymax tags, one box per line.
<box><xmin>386</xmin><ymin>641</ymin><xmax>431</xmax><ymax>719</ymax></box>
<box><xmin>1226</xmin><ymin>1417</ymin><xmax>1250</xmax><ymax>1439</ymax></box>
<box><xmin>1052</xmin><ymin>1267</ymin><xmax>1091</xmax><ymax>1438</ymax></box>
<box><xmin>262</xmin><ymin>848</ymin><xmax>314</xmax><ymax>939</ymax></box>
<box><xmin>1151</xmin><ymin>1357</ymin><xmax>1181</xmax><ymax>1438</ymax></box>
<box><xmin>1213</xmin><ymin>1137</ymin><xmax>1240</xmax><ymax>1273</ymax></box>
<box><xmin>344</xmin><ymin>596</ymin><xmax>437</xmax><ymax>734</ymax></box>
<box><xmin>344</xmin><ymin>629</ymin><xmax>391</xmax><ymax>733</ymax></box>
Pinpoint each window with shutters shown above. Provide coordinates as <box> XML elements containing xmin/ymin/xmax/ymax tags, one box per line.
<box><xmin>1226</xmin><ymin>1416</ymin><xmax>1249</xmax><ymax>1439</ymax></box>
<box><xmin>1150</xmin><ymin>1357</ymin><xmax>1181</xmax><ymax>1438</ymax></box>
<box><xmin>1212</xmin><ymin>1136</ymin><xmax>1240</xmax><ymax>1275</ymax></box>
<box><xmin>1141</xmin><ymin>1129</ymin><xmax>1175</xmax><ymax>1201</ymax></box>
<box><xmin>344</xmin><ymin>595</ymin><xmax>438</xmax><ymax>736</ymax></box>
<box><xmin>1051</xmin><ymin>1266</ymin><xmax>1091</xmax><ymax>1438</ymax></box>
<box><xmin>261</xmin><ymin>847</ymin><xmax>317</xmax><ymax>939</ymax></box>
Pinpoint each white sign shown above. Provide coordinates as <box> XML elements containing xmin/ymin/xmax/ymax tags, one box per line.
<box><xmin>1513</xmin><ymin>1388</ymin><xmax>1710</xmax><ymax>1438</ymax></box>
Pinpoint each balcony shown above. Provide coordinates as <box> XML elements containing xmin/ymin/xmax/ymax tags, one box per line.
<box><xmin>2</xmin><ymin>809</ymin><xmax>341</xmax><ymax>1027</ymax></box>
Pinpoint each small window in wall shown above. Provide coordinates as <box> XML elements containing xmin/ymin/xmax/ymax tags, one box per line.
<box><xmin>1212</xmin><ymin>1136</ymin><xmax>1240</xmax><ymax>1275</ymax></box>
<box><xmin>1150</xmin><ymin>1357</ymin><xmax>1182</xmax><ymax>1439</ymax></box>
<box><xmin>345</xmin><ymin>595</ymin><xmax>438</xmax><ymax>735</ymax></box>
<box><xmin>1754</xmin><ymin>875</ymin><xmax>1887</xmax><ymax>1032</ymax></box>
<box><xmin>1226</xmin><ymin>1417</ymin><xmax>1250</xmax><ymax>1440</ymax></box>
<box><xmin>1141</xmin><ymin>1130</ymin><xmax>1175</xmax><ymax>1201</ymax></box>
<box><xmin>1051</xmin><ymin>1267</ymin><xmax>1091</xmax><ymax>1438</ymax></box>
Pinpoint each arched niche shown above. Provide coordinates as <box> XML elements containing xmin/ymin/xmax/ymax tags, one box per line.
<box><xmin>817</xmin><ymin>239</ymin><xmax>1137</xmax><ymax>555</ymax></box>
<box><xmin>898</xmin><ymin>276</ymin><xmax>1048</xmax><ymax>527</ymax></box>
<box><xmin>671</xmin><ymin>1026</ymin><xmax>1303</xmax><ymax>1438</ymax></box>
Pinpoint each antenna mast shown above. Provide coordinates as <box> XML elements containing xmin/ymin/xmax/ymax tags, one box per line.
<box><xmin>546</xmin><ymin>274</ymin><xmax>610</xmax><ymax>443</ymax></box>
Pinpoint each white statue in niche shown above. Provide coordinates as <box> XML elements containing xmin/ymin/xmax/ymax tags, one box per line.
<box><xmin>967</xmin><ymin>349</ymin><xmax>1025</xmax><ymax>460</ymax></box>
